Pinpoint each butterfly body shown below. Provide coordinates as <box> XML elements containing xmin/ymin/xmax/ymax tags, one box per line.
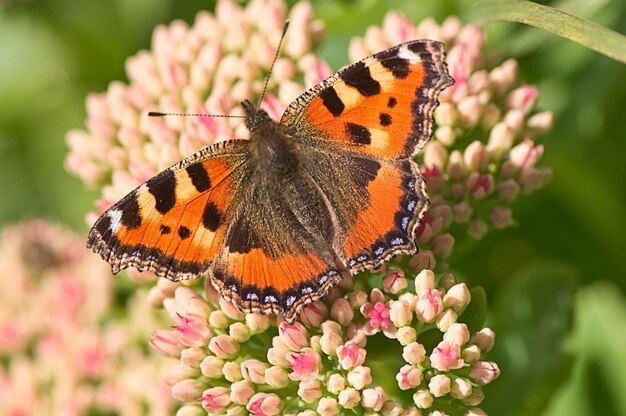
<box><xmin>88</xmin><ymin>40</ymin><xmax>454</xmax><ymax>322</ymax></box>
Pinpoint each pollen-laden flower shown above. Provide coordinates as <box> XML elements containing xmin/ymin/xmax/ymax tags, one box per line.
<box><xmin>65</xmin><ymin>0</ymin><xmax>329</xmax><ymax>259</ymax></box>
<box><xmin>152</xmin><ymin>268</ymin><xmax>498</xmax><ymax>415</ymax></box>
<box><xmin>350</xmin><ymin>13</ymin><xmax>553</xmax><ymax>271</ymax></box>
<box><xmin>0</xmin><ymin>220</ymin><xmax>175</xmax><ymax>416</ymax></box>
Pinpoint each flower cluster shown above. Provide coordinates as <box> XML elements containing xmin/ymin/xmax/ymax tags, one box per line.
<box><xmin>65</xmin><ymin>0</ymin><xmax>330</xmax><ymax>229</ymax></box>
<box><xmin>150</xmin><ymin>268</ymin><xmax>498</xmax><ymax>415</ymax></box>
<box><xmin>351</xmin><ymin>13</ymin><xmax>552</xmax><ymax>269</ymax></box>
<box><xmin>0</xmin><ymin>220</ymin><xmax>175</xmax><ymax>416</ymax></box>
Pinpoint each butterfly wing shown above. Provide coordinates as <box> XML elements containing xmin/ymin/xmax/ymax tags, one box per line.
<box><xmin>281</xmin><ymin>40</ymin><xmax>453</xmax><ymax>160</ymax></box>
<box><xmin>87</xmin><ymin>140</ymin><xmax>249</xmax><ymax>281</ymax></box>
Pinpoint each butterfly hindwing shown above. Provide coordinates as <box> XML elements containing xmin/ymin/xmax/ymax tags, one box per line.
<box><xmin>281</xmin><ymin>40</ymin><xmax>453</xmax><ymax>159</ymax></box>
<box><xmin>87</xmin><ymin>140</ymin><xmax>248</xmax><ymax>281</ymax></box>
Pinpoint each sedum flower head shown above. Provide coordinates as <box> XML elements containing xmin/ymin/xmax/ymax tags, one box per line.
<box><xmin>0</xmin><ymin>220</ymin><xmax>175</xmax><ymax>416</ymax></box>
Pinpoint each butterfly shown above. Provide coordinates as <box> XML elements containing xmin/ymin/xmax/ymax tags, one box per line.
<box><xmin>87</xmin><ymin>39</ymin><xmax>453</xmax><ymax>323</ymax></box>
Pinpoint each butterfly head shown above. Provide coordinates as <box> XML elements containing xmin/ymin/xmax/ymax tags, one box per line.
<box><xmin>242</xmin><ymin>99</ymin><xmax>272</xmax><ymax>133</ymax></box>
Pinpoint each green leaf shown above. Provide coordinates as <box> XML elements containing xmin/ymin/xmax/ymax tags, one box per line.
<box><xmin>468</xmin><ymin>0</ymin><xmax>626</xmax><ymax>64</ymax></box>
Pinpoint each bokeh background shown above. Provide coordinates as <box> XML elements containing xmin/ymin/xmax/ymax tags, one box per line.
<box><xmin>1</xmin><ymin>0</ymin><xmax>625</xmax><ymax>415</ymax></box>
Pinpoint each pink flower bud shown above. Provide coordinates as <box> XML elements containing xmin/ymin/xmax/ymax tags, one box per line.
<box><xmin>434</xmin><ymin>102</ymin><xmax>458</xmax><ymax>126</ymax></box>
<box><xmin>506</xmin><ymin>85</ymin><xmax>539</xmax><ymax>114</ymax></box>
<box><xmin>208</xmin><ymin>310</ymin><xmax>229</xmax><ymax>329</ymax></box>
<box><xmin>481</xmin><ymin>103</ymin><xmax>501</xmax><ymax>130</ymax></box>
<box><xmin>382</xmin><ymin>400</ymin><xmax>404</xmax><ymax>416</ymax></box>
<box><xmin>149</xmin><ymin>330</ymin><xmax>184</xmax><ymax>358</ymax></box>
<box><xmin>287</xmin><ymin>348</ymin><xmax>321</xmax><ymax>381</ymax></box>
<box><xmin>246</xmin><ymin>313</ymin><xmax>270</xmax><ymax>333</ymax></box>
<box><xmin>230</xmin><ymin>322</ymin><xmax>251</xmax><ymax>343</ymax></box>
<box><xmin>330</xmin><ymin>298</ymin><xmax>353</xmax><ymax>326</ymax></box>
<box><xmin>247</xmin><ymin>392</ymin><xmax>283</xmax><ymax>416</ymax></box>
<box><xmin>466</xmin><ymin>408</ymin><xmax>488</xmax><ymax>416</ymax></box>
<box><xmin>396</xmin><ymin>364</ymin><xmax>423</xmax><ymax>390</ymax></box>
<box><xmin>436</xmin><ymin>309</ymin><xmax>458</xmax><ymax>331</ymax></box>
<box><xmin>181</xmin><ymin>347</ymin><xmax>206</xmax><ymax>368</ymax></box>
<box><xmin>163</xmin><ymin>364</ymin><xmax>199</xmax><ymax>386</ymax></box>
<box><xmin>468</xmin><ymin>218</ymin><xmax>487</xmax><ymax>239</ymax></box>
<box><xmin>317</xmin><ymin>397</ymin><xmax>340</xmax><ymax>416</ymax></box>
<box><xmin>429</xmin><ymin>374</ymin><xmax>451</xmax><ymax>397</ymax></box>
<box><xmin>171</xmin><ymin>312</ymin><xmax>211</xmax><ymax>347</ymax></box>
<box><xmin>435</xmin><ymin>125</ymin><xmax>457</xmax><ymax>146</ymax></box>
<box><xmin>230</xmin><ymin>380</ymin><xmax>255</xmax><ymax>405</ymax></box>
<box><xmin>462</xmin><ymin>388</ymin><xmax>485</xmax><ymax>406</ymax></box>
<box><xmin>174</xmin><ymin>287</ymin><xmax>212</xmax><ymax>318</ymax></box>
<box><xmin>171</xmin><ymin>379</ymin><xmax>206</xmax><ymax>402</ymax></box>
<box><xmin>347</xmin><ymin>290</ymin><xmax>368</xmax><ymax>309</ymax></box>
<box><xmin>472</xmin><ymin>328</ymin><xmax>496</xmax><ymax>352</ymax></box>
<box><xmin>527</xmin><ymin>111</ymin><xmax>553</xmax><ymax>135</ymax></box>
<box><xmin>208</xmin><ymin>335</ymin><xmax>239</xmax><ymax>358</ymax></box>
<box><xmin>487</xmin><ymin>122</ymin><xmax>515</xmax><ymax>158</ymax></box>
<box><xmin>468</xmin><ymin>173</ymin><xmax>495</xmax><ymax>200</ymax></box>
<box><xmin>396</xmin><ymin>326</ymin><xmax>417</xmax><ymax>346</ymax></box>
<box><xmin>409</xmin><ymin>251</ymin><xmax>436</xmax><ymax>272</ymax></box>
<box><xmin>347</xmin><ymin>365</ymin><xmax>372</xmax><ymax>390</ymax></box>
<box><xmin>469</xmin><ymin>361</ymin><xmax>501</xmax><ymax>384</ymax></box>
<box><xmin>200</xmin><ymin>356</ymin><xmax>224</xmax><ymax>378</ymax></box>
<box><xmin>464</xmin><ymin>141</ymin><xmax>487</xmax><ymax>172</ymax></box>
<box><xmin>447</xmin><ymin>150</ymin><xmax>466</xmax><ymax>181</ymax></box>
<box><xmin>389</xmin><ymin>300</ymin><xmax>413</xmax><ymax>327</ymax></box>
<box><xmin>338</xmin><ymin>387</ymin><xmax>361</xmax><ymax>409</ymax></box>
<box><xmin>462</xmin><ymin>344</ymin><xmax>482</xmax><ymax>363</ymax></box>
<box><xmin>382</xmin><ymin>269</ymin><xmax>408</xmax><ymax>294</ymax></box>
<box><xmin>457</xmin><ymin>96</ymin><xmax>482</xmax><ymax>127</ymax></box>
<box><xmin>222</xmin><ymin>361</ymin><xmax>243</xmax><ymax>382</ymax></box>
<box><xmin>520</xmin><ymin>167</ymin><xmax>552</xmax><ymax>193</ymax></box>
<box><xmin>415</xmin><ymin>289</ymin><xmax>443</xmax><ymax>323</ymax></box>
<box><xmin>241</xmin><ymin>359</ymin><xmax>269</xmax><ymax>385</ymax></box>
<box><xmin>299</xmin><ymin>301</ymin><xmax>328</xmax><ymax>327</ymax></box>
<box><xmin>430</xmin><ymin>341</ymin><xmax>463</xmax><ymax>371</ymax></box>
<box><xmin>443</xmin><ymin>323</ymin><xmax>471</xmax><ymax>346</ymax></box>
<box><xmin>453</xmin><ymin>201</ymin><xmax>473</xmax><ymax>223</ymax></box>
<box><xmin>321</xmin><ymin>320</ymin><xmax>343</xmax><ymax>335</ymax></box>
<box><xmin>497</xmin><ymin>179</ymin><xmax>520</xmax><ymax>202</ymax></box>
<box><xmin>267</xmin><ymin>343</ymin><xmax>290</xmax><ymax>367</ymax></box>
<box><xmin>298</xmin><ymin>379</ymin><xmax>323</xmax><ymax>403</ymax></box>
<box><xmin>319</xmin><ymin>331</ymin><xmax>343</xmax><ymax>356</ymax></box>
<box><xmin>423</xmin><ymin>141</ymin><xmax>449</xmax><ymax>170</ymax></box>
<box><xmin>327</xmin><ymin>373</ymin><xmax>347</xmax><ymax>394</ymax></box>
<box><xmin>489</xmin><ymin>59</ymin><xmax>517</xmax><ymax>94</ymax></box>
<box><xmin>279</xmin><ymin>321</ymin><xmax>310</xmax><ymax>351</ymax></box>
<box><xmin>490</xmin><ymin>204</ymin><xmax>512</xmax><ymax>227</ymax></box>
<box><xmin>413</xmin><ymin>389</ymin><xmax>433</xmax><ymax>409</ymax></box>
<box><xmin>362</xmin><ymin>386</ymin><xmax>387</xmax><ymax>411</ymax></box>
<box><xmin>432</xmin><ymin>234</ymin><xmax>455</xmax><ymax>259</ymax></box>
<box><xmin>450</xmin><ymin>377</ymin><xmax>473</xmax><ymax>399</ymax></box>
<box><xmin>443</xmin><ymin>284</ymin><xmax>471</xmax><ymax>313</ymax></box>
<box><xmin>504</xmin><ymin>109</ymin><xmax>525</xmax><ymax>132</ymax></box>
<box><xmin>403</xmin><ymin>342</ymin><xmax>426</xmax><ymax>365</ymax></box>
<box><xmin>218</xmin><ymin>297</ymin><xmax>245</xmax><ymax>321</ymax></box>
<box><xmin>200</xmin><ymin>386</ymin><xmax>231</xmax><ymax>413</ymax></box>
<box><xmin>337</xmin><ymin>341</ymin><xmax>367</xmax><ymax>370</ymax></box>
<box><xmin>265</xmin><ymin>366</ymin><xmax>288</xmax><ymax>388</ymax></box>
<box><xmin>415</xmin><ymin>269</ymin><xmax>436</xmax><ymax>295</ymax></box>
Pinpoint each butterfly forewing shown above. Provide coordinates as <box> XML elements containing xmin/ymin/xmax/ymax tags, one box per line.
<box><xmin>87</xmin><ymin>140</ymin><xmax>249</xmax><ymax>281</ymax></box>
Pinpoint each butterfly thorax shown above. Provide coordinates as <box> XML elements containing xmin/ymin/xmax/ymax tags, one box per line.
<box><xmin>243</xmin><ymin>100</ymin><xmax>298</xmax><ymax>177</ymax></box>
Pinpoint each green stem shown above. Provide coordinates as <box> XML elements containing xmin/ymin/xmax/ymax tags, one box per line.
<box><xmin>469</xmin><ymin>0</ymin><xmax>626</xmax><ymax>64</ymax></box>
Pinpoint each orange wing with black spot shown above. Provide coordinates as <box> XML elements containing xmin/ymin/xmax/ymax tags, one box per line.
<box><xmin>86</xmin><ymin>140</ymin><xmax>248</xmax><ymax>281</ymax></box>
<box><xmin>281</xmin><ymin>40</ymin><xmax>453</xmax><ymax>159</ymax></box>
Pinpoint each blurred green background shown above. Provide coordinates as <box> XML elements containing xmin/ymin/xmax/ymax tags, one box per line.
<box><xmin>1</xmin><ymin>0</ymin><xmax>624</xmax><ymax>414</ymax></box>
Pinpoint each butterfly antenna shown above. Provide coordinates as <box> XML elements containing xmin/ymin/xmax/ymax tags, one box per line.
<box><xmin>257</xmin><ymin>20</ymin><xmax>290</xmax><ymax>107</ymax></box>
<box><xmin>148</xmin><ymin>111</ymin><xmax>246</xmax><ymax>118</ymax></box>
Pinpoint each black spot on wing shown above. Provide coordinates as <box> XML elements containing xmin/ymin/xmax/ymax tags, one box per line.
<box><xmin>379</xmin><ymin>113</ymin><xmax>392</xmax><ymax>126</ymax></box>
<box><xmin>387</xmin><ymin>97</ymin><xmax>398</xmax><ymax>108</ymax></box>
<box><xmin>178</xmin><ymin>226</ymin><xmax>191</xmax><ymax>240</ymax></box>
<box><xmin>94</xmin><ymin>214</ymin><xmax>112</xmax><ymax>237</ymax></box>
<box><xmin>202</xmin><ymin>202</ymin><xmax>222</xmax><ymax>232</ymax></box>
<box><xmin>377</xmin><ymin>49</ymin><xmax>410</xmax><ymax>79</ymax></box>
<box><xmin>319</xmin><ymin>87</ymin><xmax>345</xmax><ymax>117</ymax></box>
<box><xmin>186</xmin><ymin>163</ymin><xmax>211</xmax><ymax>192</ymax></box>
<box><xmin>228</xmin><ymin>216</ymin><xmax>261</xmax><ymax>254</ymax></box>
<box><xmin>346</xmin><ymin>122</ymin><xmax>371</xmax><ymax>145</ymax></box>
<box><xmin>348</xmin><ymin>157</ymin><xmax>381</xmax><ymax>188</ymax></box>
<box><xmin>340</xmin><ymin>61</ymin><xmax>381</xmax><ymax>96</ymax></box>
<box><xmin>120</xmin><ymin>193</ymin><xmax>142</xmax><ymax>229</ymax></box>
<box><xmin>147</xmin><ymin>170</ymin><xmax>176</xmax><ymax>215</ymax></box>
<box><xmin>160</xmin><ymin>225</ymin><xmax>171</xmax><ymax>235</ymax></box>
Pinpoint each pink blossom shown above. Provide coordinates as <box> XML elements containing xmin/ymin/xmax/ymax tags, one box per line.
<box><xmin>337</xmin><ymin>341</ymin><xmax>367</xmax><ymax>370</ymax></box>
<box><xmin>288</xmin><ymin>348</ymin><xmax>321</xmax><ymax>381</ymax></box>
<box><xmin>171</xmin><ymin>312</ymin><xmax>211</xmax><ymax>347</ymax></box>
<box><xmin>200</xmin><ymin>386</ymin><xmax>230</xmax><ymax>412</ymax></box>
<box><xmin>279</xmin><ymin>321</ymin><xmax>309</xmax><ymax>351</ymax></box>
<box><xmin>415</xmin><ymin>289</ymin><xmax>443</xmax><ymax>322</ymax></box>
<box><xmin>366</xmin><ymin>302</ymin><xmax>391</xmax><ymax>329</ymax></box>
<box><xmin>430</xmin><ymin>341</ymin><xmax>464</xmax><ymax>371</ymax></box>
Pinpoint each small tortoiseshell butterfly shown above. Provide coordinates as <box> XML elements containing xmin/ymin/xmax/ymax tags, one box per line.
<box><xmin>87</xmin><ymin>37</ymin><xmax>453</xmax><ymax>323</ymax></box>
